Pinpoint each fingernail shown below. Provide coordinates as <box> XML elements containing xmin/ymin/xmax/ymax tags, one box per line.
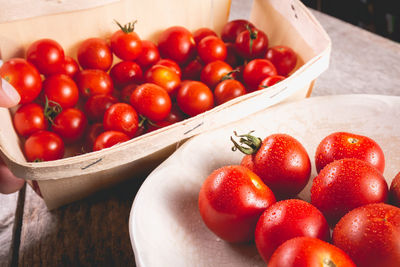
<box><xmin>1</xmin><ymin>78</ymin><xmax>21</xmax><ymax>106</ymax></box>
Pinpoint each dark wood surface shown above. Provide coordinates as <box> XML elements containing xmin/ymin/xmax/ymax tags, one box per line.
<box><xmin>2</xmin><ymin>6</ymin><xmax>400</xmax><ymax>267</ymax></box>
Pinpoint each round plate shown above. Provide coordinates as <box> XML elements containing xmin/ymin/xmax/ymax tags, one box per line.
<box><xmin>129</xmin><ymin>94</ymin><xmax>400</xmax><ymax>267</ymax></box>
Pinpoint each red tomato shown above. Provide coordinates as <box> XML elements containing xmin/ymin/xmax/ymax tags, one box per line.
<box><xmin>85</xmin><ymin>122</ymin><xmax>104</xmax><ymax>151</ymax></box>
<box><xmin>155</xmin><ymin>59</ymin><xmax>182</xmax><ymax>78</ymax></box>
<box><xmin>266</xmin><ymin>45</ymin><xmax>297</xmax><ymax>76</ymax></box>
<box><xmin>26</xmin><ymin>38</ymin><xmax>65</xmax><ymax>76</ymax></box>
<box><xmin>315</xmin><ymin>132</ymin><xmax>385</xmax><ymax>173</ymax></box>
<box><xmin>268</xmin><ymin>237</ymin><xmax>356</xmax><ymax>267</ymax></box>
<box><xmin>157</xmin><ymin>26</ymin><xmax>196</xmax><ymax>64</ymax></box>
<box><xmin>221</xmin><ymin>19</ymin><xmax>255</xmax><ymax>43</ymax></box>
<box><xmin>77</xmin><ymin>38</ymin><xmax>113</xmax><ymax>71</ymax></box>
<box><xmin>84</xmin><ymin>94</ymin><xmax>118</xmax><ymax>122</ymax></box>
<box><xmin>24</xmin><ymin>130</ymin><xmax>64</xmax><ymax>162</ymax></box>
<box><xmin>235</xmin><ymin>27</ymin><xmax>269</xmax><ymax>59</ymax></box>
<box><xmin>258</xmin><ymin>75</ymin><xmax>285</xmax><ymax>89</ymax></box>
<box><xmin>146</xmin><ymin>104</ymin><xmax>185</xmax><ymax>132</ymax></box>
<box><xmin>333</xmin><ymin>203</ymin><xmax>400</xmax><ymax>267</ymax></box>
<box><xmin>176</xmin><ymin>81</ymin><xmax>214</xmax><ymax>117</ymax></box>
<box><xmin>93</xmin><ymin>130</ymin><xmax>130</xmax><ymax>151</ymax></box>
<box><xmin>390</xmin><ymin>172</ymin><xmax>400</xmax><ymax>207</ymax></box>
<box><xmin>214</xmin><ymin>79</ymin><xmax>246</xmax><ymax>105</ymax></box>
<box><xmin>181</xmin><ymin>58</ymin><xmax>204</xmax><ymax>81</ymax></box>
<box><xmin>145</xmin><ymin>65</ymin><xmax>181</xmax><ymax>96</ymax></box>
<box><xmin>0</xmin><ymin>58</ymin><xmax>42</xmax><ymax>104</ymax></box>
<box><xmin>311</xmin><ymin>158</ymin><xmax>388</xmax><ymax>225</ymax></box>
<box><xmin>136</xmin><ymin>40</ymin><xmax>160</xmax><ymax>68</ymax></box>
<box><xmin>200</xmin><ymin>60</ymin><xmax>232</xmax><ymax>89</ymax></box>
<box><xmin>75</xmin><ymin>69</ymin><xmax>114</xmax><ymax>98</ymax></box>
<box><xmin>197</xmin><ymin>36</ymin><xmax>227</xmax><ymax>63</ymax></box>
<box><xmin>193</xmin><ymin>27</ymin><xmax>217</xmax><ymax>44</ymax></box>
<box><xmin>255</xmin><ymin>199</ymin><xmax>330</xmax><ymax>262</ymax></box>
<box><xmin>103</xmin><ymin>103</ymin><xmax>138</xmax><ymax>138</ymax></box>
<box><xmin>235</xmin><ymin>133</ymin><xmax>311</xmax><ymax>197</ymax></box>
<box><xmin>110</xmin><ymin>21</ymin><xmax>142</xmax><ymax>61</ymax></box>
<box><xmin>225</xmin><ymin>42</ymin><xmax>243</xmax><ymax>68</ymax></box>
<box><xmin>59</xmin><ymin>56</ymin><xmax>79</xmax><ymax>78</ymax></box>
<box><xmin>199</xmin><ymin>165</ymin><xmax>276</xmax><ymax>243</ymax></box>
<box><xmin>109</xmin><ymin>61</ymin><xmax>143</xmax><ymax>88</ymax></box>
<box><xmin>43</xmin><ymin>74</ymin><xmax>79</xmax><ymax>108</ymax></box>
<box><xmin>13</xmin><ymin>103</ymin><xmax>48</xmax><ymax>137</ymax></box>
<box><xmin>52</xmin><ymin>108</ymin><xmax>88</xmax><ymax>143</ymax></box>
<box><xmin>243</xmin><ymin>59</ymin><xmax>277</xmax><ymax>90</ymax></box>
<box><xmin>120</xmin><ymin>84</ymin><xmax>138</xmax><ymax>103</ymax></box>
<box><xmin>130</xmin><ymin>83</ymin><xmax>172</xmax><ymax>122</ymax></box>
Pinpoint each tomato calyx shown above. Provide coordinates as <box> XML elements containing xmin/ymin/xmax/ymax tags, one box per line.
<box><xmin>246</xmin><ymin>24</ymin><xmax>258</xmax><ymax>54</ymax></box>
<box><xmin>347</xmin><ymin>137</ymin><xmax>359</xmax><ymax>144</ymax></box>
<box><xmin>43</xmin><ymin>96</ymin><xmax>62</xmax><ymax>125</ymax></box>
<box><xmin>221</xmin><ymin>69</ymin><xmax>239</xmax><ymax>81</ymax></box>
<box><xmin>115</xmin><ymin>20</ymin><xmax>137</xmax><ymax>34</ymax></box>
<box><xmin>323</xmin><ymin>258</ymin><xmax>337</xmax><ymax>267</ymax></box>
<box><xmin>231</xmin><ymin>131</ymin><xmax>262</xmax><ymax>155</ymax></box>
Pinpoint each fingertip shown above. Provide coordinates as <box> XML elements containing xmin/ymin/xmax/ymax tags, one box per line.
<box><xmin>0</xmin><ymin>78</ymin><xmax>21</xmax><ymax>107</ymax></box>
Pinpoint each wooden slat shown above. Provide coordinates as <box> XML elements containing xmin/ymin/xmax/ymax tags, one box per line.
<box><xmin>0</xmin><ymin>192</ymin><xmax>19</xmax><ymax>267</ymax></box>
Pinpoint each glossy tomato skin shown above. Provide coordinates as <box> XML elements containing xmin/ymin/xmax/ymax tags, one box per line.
<box><xmin>85</xmin><ymin>122</ymin><xmax>104</xmax><ymax>151</ymax></box>
<box><xmin>177</xmin><ymin>81</ymin><xmax>214</xmax><ymax>117</ymax></box>
<box><xmin>24</xmin><ymin>130</ymin><xmax>64</xmax><ymax>162</ymax></box>
<box><xmin>242</xmin><ymin>134</ymin><xmax>311</xmax><ymax>197</ymax></box>
<box><xmin>225</xmin><ymin>42</ymin><xmax>243</xmax><ymax>68</ymax></box>
<box><xmin>146</xmin><ymin>104</ymin><xmax>185</xmax><ymax>132</ymax></box>
<box><xmin>181</xmin><ymin>58</ymin><xmax>203</xmax><ymax>81</ymax></box>
<box><xmin>135</xmin><ymin>40</ymin><xmax>160</xmax><ymax>68</ymax></box>
<box><xmin>390</xmin><ymin>172</ymin><xmax>400</xmax><ymax>207</ymax></box>
<box><xmin>84</xmin><ymin>94</ymin><xmax>118</xmax><ymax>122</ymax></box>
<box><xmin>157</xmin><ymin>26</ymin><xmax>196</xmax><ymax>64</ymax></box>
<box><xmin>311</xmin><ymin>158</ymin><xmax>388</xmax><ymax>225</ymax></box>
<box><xmin>258</xmin><ymin>75</ymin><xmax>285</xmax><ymax>89</ymax></box>
<box><xmin>110</xmin><ymin>29</ymin><xmax>142</xmax><ymax>61</ymax></box>
<box><xmin>155</xmin><ymin>59</ymin><xmax>182</xmax><ymax>78</ymax></box>
<box><xmin>120</xmin><ymin>84</ymin><xmax>138</xmax><ymax>103</ymax></box>
<box><xmin>75</xmin><ymin>69</ymin><xmax>114</xmax><ymax>98</ymax></box>
<box><xmin>109</xmin><ymin>61</ymin><xmax>143</xmax><ymax>88</ymax></box>
<box><xmin>77</xmin><ymin>38</ymin><xmax>113</xmax><ymax>71</ymax></box>
<box><xmin>60</xmin><ymin>56</ymin><xmax>80</xmax><ymax>78</ymax></box>
<box><xmin>193</xmin><ymin>27</ymin><xmax>217</xmax><ymax>44</ymax></box>
<box><xmin>145</xmin><ymin>65</ymin><xmax>181</xmax><ymax>96</ymax></box>
<box><xmin>52</xmin><ymin>108</ymin><xmax>88</xmax><ymax>143</ymax></box>
<box><xmin>221</xmin><ymin>19</ymin><xmax>255</xmax><ymax>43</ymax></box>
<box><xmin>26</xmin><ymin>38</ymin><xmax>65</xmax><ymax>76</ymax></box>
<box><xmin>315</xmin><ymin>132</ymin><xmax>385</xmax><ymax>173</ymax></box>
<box><xmin>197</xmin><ymin>36</ymin><xmax>227</xmax><ymax>63</ymax></box>
<box><xmin>268</xmin><ymin>237</ymin><xmax>356</xmax><ymax>267</ymax></box>
<box><xmin>214</xmin><ymin>79</ymin><xmax>246</xmax><ymax>105</ymax></box>
<box><xmin>243</xmin><ymin>59</ymin><xmax>277</xmax><ymax>90</ymax></box>
<box><xmin>93</xmin><ymin>130</ymin><xmax>130</xmax><ymax>151</ymax></box>
<box><xmin>235</xmin><ymin>28</ymin><xmax>269</xmax><ymax>59</ymax></box>
<box><xmin>103</xmin><ymin>103</ymin><xmax>138</xmax><ymax>138</ymax></box>
<box><xmin>43</xmin><ymin>74</ymin><xmax>79</xmax><ymax>108</ymax></box>
<box><xmin>199</xmin><ymin>165</ymin><xmax>276</xmax><ymax>243</ymax></box>
<box><xmin>130</xmin><ymin>83</ymin><xmax>172</xmax><ymax>122</ymax></box>
<box><xmin>13</xmin><ymin>103</ymin><xmax>48</xmax><ymax>137</ymax></box>
<box><xmin>200</xmin><ymin>60</ymin><xmax>233</xmax><ymax>89</ymax></box>
<box><xmin>333</xmin><ymin>203</ymin><xmax>400</xmax><ymax>267</ymax></box>
<box><xmin>255</xmin><ymin>199</ymin><xmax>330</xmax><ymax>262</ymax></box>
<box><xmin>266</xmin><ymin>45</ymin><xmax>297</xmax><ymax>76</ymax></box>
<box><xmin>0</xmin><ymin>58</ymin><xmax>42</xmax><ymax>104</ymax></box>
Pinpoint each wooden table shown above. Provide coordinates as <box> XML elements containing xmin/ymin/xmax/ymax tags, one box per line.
<box><xmin>2</xmin><ymin>4</ymin><xmax>400</xmax><ymax>267</ymax></box>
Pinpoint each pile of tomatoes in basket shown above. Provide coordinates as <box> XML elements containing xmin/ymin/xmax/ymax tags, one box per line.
<box><xmin>199</xmin><ymin>131</ymin><xmax>400</xmax><ymax>267</ymax></box>
<box><xmin>0</xmin><ymin>19</ymin><xmax>297</xmax><ymax>162</ymax></box>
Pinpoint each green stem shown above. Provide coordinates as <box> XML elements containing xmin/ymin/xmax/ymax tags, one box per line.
<box><xmin>230</xmin><ymin>131</ymin><xmax>262</xmax><ymax>155</ymax></box>
<box><xmin>114</xmin><ymin>20</ymin><xmax>137</xmax><ymax>33</ymax></box>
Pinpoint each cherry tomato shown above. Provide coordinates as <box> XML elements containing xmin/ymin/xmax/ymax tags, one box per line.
<box><xmin>147</xmin><ymin>104</ymin><xmax>185</xmax><ymax>132</ymax></box>
<box><xmin>26</xmin><ymin>38</ymin><xmax>65</xmax><ymax>76</ymax></box>
<box><xmin>311</xmin><ymin>158</ymin><xmax>388</xmax><ymax>225</ymax></box>
<box><xmin>315</xmin><ymin>132</ymin><xmax>385</xmax><ymax>173</ymax></box>
<box><xmin>266</xmin><ymin>45</ymin><xmax>297</xmax><ymax>76</ymax></box>
<box><xmin>120</xmin><ymin>84</ymin><xmax>138</xmax><ymax>103</ymax></box>
<box><xmin>13</xmin><ymin>103</ymin><xmax>48</xmax><ymax>137</ymax></box>
<box><xmin>75</xmin><ymin>69</ymin><xmax>114</xmax><ymax>98</ymax></box>
<box><xmin>110</xmin><ymin>21</ymin><xmax>142</xmax><ymax>61</ymax></box>
<box><xmin>52</xmin><ymin>108</ymin><xmax>88</xmax><ymax>143</ymax></box>
<box><xmin>130</xmin><ymin>83</ymin><xmax>172</xmax><ymax>122</ymax></box>
<box><xmin>93</xmin><ymin>130</ymin><xmax>130</xmax><ymax>151</ymax></box>
<box><xmin>390</xmin><ymin>172</ymin><xmax>400</xmax><ymax>207</ymax></box>
<box><xmin>103</xmin><ymin>103</ymin><xmax>138</xmax><ymax>138</ymax></box>
<box><xmin>235</xmin><ymin>132</ymin><xmax>311</xmax><ymax>197</ymax></box>
<box><xmin>109</xmin><ymin>61</ymin><xmax>143</xmax><ymax>89</ymax></box>
<box><xmin>214</xmin><ymin>79</ymin><xmax>246</xmax><ymax>105</ymax></box>
<box><xmin>235</xmin><ymin>27</ymin><xmax>269</xmax><ymax>59</ymax></box>
<box><xmin>77</xmin><ymin>38</ymin><xmax>113</xmax><ymax>71</ymax></box>
<box><xmin>197</xmin><ymin>36</ymin><xmax>227</xmax><ymax>63</ymax></box>
<box><xmin>24</xmin><ymin>130</ymin><xmax>64</xmax><ymax>162</ymax></box>
<box><xmin>0</xmin><ymin>58</ymin><xmax>42</xmax><ymax>104</ymax></box>
<box><xmin>255</xmin><ymin>199</ymin><xmax>330</xmax><ymax>262</ymax></box>
<box><xmin>258</xmin><ymin>75</ymin><xmax>285</xmax><ymax>89</ymax></box>
<box><xmin>84</xmin><ymin>94</ymin><xmax>118</xmax><ymax>122</ymax></box>
<box><xmin>59</xmin><ymin>56</ymin><xmax>79</xmax><ymax>78</ymax></box>
<box><xmin>176</xmin><ymin>81</ymin><xmax>214</xmax><ymax>117</ymax></box>
<box><xmin>333</xmin><ymin>203</ymin><xmax>400</xmax><ymax>267</ymax></box>
<box><xmin>269</xmin><ymin>237</ymin><xmax>356</xmax><ymax>267</ymax></box>
<box><xmin>136</xmin><ymin>40</ymin><xmax>160</xmax><ymax>68</ymax></box>
<box><xmin>43</xmin><ymin>74</ymin><xmax>79</xmax><ymax>108</ymax></box>
<box><xmin>157</xmin><ymin>26</ymin><xmax>196</xmax><ymax>64</ymax></box>
<box><xmin>199</xmin><ymin>165</ymin><xmax>276</xmax><ymax>243</ymax></box>
<box><xmin>193</xmin><ymin>27</ymin><xmax>217</xmax><ymax>44</ymax></box>
<box><xmin>145</xmin><ymin>65</ymin><xmax>181</xmax><ymax>96</ymax></box>
<box><xmin>243</xmin><ymin>59</ymin><xmax>277</xmax><ymax>90</ymax></box>
<box><xmin>85</xmin><ymin>122</ymin><xmax>104</xmax><ymax>152</ymax></box>
<box><xmin>155</xmin><ymin>59</ymin><xmax>182</xmax><ymax>78</ymax></box>
<box><xmin>181</xmin><ymin>58</ymin><xmax>204</xmax><ymax>81</ymax></box>
<box><xmin>200</xmin><ymin>60</ymin><xmax>232</xmax><ymax>89</ymax></box>
<box><xmin>221</xmin><ymin>19</ymin><xmax>255</xmax><ymax>43</ymax></box>
<box><xmin>225</xmin><ymin>42</ymin><xmax>243</xmax><ymax>68</ymax></box>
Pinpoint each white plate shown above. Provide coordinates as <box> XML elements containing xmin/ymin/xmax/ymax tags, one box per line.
<box><xmin>129</xmin><ymin>94</ymin><xmax>400</xmax><ymax>267</ymax></box>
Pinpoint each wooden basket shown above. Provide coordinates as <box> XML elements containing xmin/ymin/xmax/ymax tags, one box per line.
<box><xmin>0</xmin><ymin>0</ymin><xmax>331</xmax><ymax>209</ymax></box>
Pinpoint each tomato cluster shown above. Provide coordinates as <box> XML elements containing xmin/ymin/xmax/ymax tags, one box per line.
<box><xmin>0</xmin><ymin>19</ymin><xmax>297</xmax><ymax>162</ymax></box>
<box><xmin>199</xmin><ymin>131</ymin><xmax>400</xmax><ymax>266</ymax></box>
